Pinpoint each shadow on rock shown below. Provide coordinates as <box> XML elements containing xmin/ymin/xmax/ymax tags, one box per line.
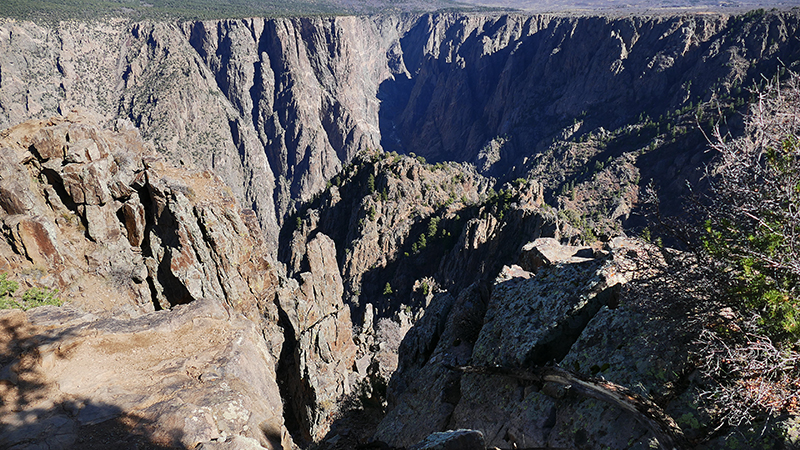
<box><xmin>0</xmin><ymin>311</ymin><xmax>186</xmax><ymax>449</ymax></box>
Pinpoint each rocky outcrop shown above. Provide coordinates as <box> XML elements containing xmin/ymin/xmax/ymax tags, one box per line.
<box><xmin>375</xmin><ymin>237</ymin><xmax>697</xmax><ymax>449</ymax></box>
<box><xmin>2</xmin><ymin>10</ymin><xmax>800</xmax><ymax>450</ymax></box>
<box><xmin>410</xmin><ymin>429</ymin><xmax>485</xmax><ymax>450</ymax></box>
<box><xmin>277</xmin><ymin>232</ymin><xmax>357</xmax><ymax>443</ymax></box>
<box><xmin>0</xmin><ymin>115</ymin><xmax>299</xmax><ymax>448</ymax></box>
<box><xmin>0</xmin><ymin>115</ymin><xmax>388</xmax><ymax>449</ymax></box>
<box><xmin>279</xmin><ymin>152</ymin><xmax>567</xmax><ymax>445</ymax></box>
<box><xmin>0</xmin><ymin>297</ymin><xmax>292</xmax><ymax>450</ymax></box>
<box><xmin>0</xmin><ymin>115</ymin><xmax>277</xmax><ymax>322</ymax></box>
<box><xmin>282</xmin><ymin>151</ymin><xmax>493</xmax><ymax>318</ymax></box>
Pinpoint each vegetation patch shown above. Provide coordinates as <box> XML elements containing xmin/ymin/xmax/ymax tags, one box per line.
<box><xmin>0</xmin><ymin>273</ymin><xmax>63</xmax><ymax>311</ymax></box>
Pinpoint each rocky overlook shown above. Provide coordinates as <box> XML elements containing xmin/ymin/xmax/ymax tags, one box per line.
<box><xmin>1</xmin><ymin>7</ymin><xmax>800</xmax><ymax>450</ymax></box>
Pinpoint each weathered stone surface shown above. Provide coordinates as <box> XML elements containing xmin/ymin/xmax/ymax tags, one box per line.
<box><xmin>0</xmin><ymin>116</ymin><xmax>319</xmax><ymax>449</ymax></box>
<box><xmin>376</xmin><ymin>238</ymin><xmax>692</xmax><ymax>449</ymax></box>
<box><xmin>83</xmin><ymin>203</ymin><xmax>123</xmax><ymax>242</ymax></box>
<box><xmin>197</xmin><ymin>435</ymin><xmax>271</xmax><ymax>450</ymax></box>
<box><xmin>0</xmin><ymin>155</ymin><xmax>39</xmax><ymax>216</ymax></box>
<box><xmin>375</xmin><ymin>283</ymin><xmax>490</xmax><ymax>447</ymax></box>
<box><xmin>0</xmin><ymin>298</ymin><xmax>292</xmax><ymax>450</ymax></box>
<box><xmin>278</xmin><ymin>232</ymin><xmax>357</xmax><ymax>442</ymax></box>
<box><xmin>4</xmin><ymin>215</ymin><xmax>63</xmax><ymax>266</ymax></box>
<box><xmin>517</xmin><ymin>237</ymin><xmax>596</xmax><ymax>273</ymax></box>
<box><xmin>121</xmin><ymin>198</ymin><xmax>146</xmax><ymax>247</ymax></box>
<box><xmin>410</xmin><ymin>429</ymin><xmax>485</xmax><ymax>450</ymax></box>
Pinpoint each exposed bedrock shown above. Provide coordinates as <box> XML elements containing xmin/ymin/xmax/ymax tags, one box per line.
<box><xmin>1</xmin><ymin>11</ymin><xmax>798</xmax><ymax>240</ymax></box>
<box><xmin>375</xmin><ymin>238</ymin><xmax>692</xmax><ymax>450</ymax></box>
<box><xmin>0</xmin><ymin>116</ymin><xmax>360</xmax><ymax>448</ymax></box>
<box><xmin>0</xmin><ymin>9</ymin><xmax>799</xmax><ymax>449</ymax></box>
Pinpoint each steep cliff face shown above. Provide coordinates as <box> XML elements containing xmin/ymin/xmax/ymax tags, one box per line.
<box><xmin>381</xmin><ymin>12</ymin><xmax>800</xmax><ymax>176</ymax></box>
<box><xmin>183</xmin><ymin>17</ymin><xmax>408</xmax><ymax>219</ymax></box>
<box><xmin>2</xmin><ymin>11</ymin><xmax>798</xmax><ymax>244</ymax></box>
<box><xmin>0</xmin><ymin>19</ymin><xmax>280</xmax><ymax>252</ymax></box>
<box><xmin>2</xmin><ymin>10</ymin><xmax>800</xmax><ymax>449</ymax></box>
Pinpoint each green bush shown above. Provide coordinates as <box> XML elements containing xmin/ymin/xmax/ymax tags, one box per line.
<box><xmin>0</xmin><ymin>274</ymin><xmax>62</xmax><ymax>311</ymax></box>
<box><xmin>0</xmin><ymin>273</ymin><xmax>19</xmax><ymax>298</ymax></box>
<box><xmin>427</xmin><ymin>217</ymin><xmax>440</xmax><ymax>239</ymax></box>
<box><xmin>21</xmin><ymin>287</ymin><xmax>63</xmax><ymax>309</ymax></box>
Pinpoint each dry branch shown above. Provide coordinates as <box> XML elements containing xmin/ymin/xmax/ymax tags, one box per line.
<box><xmin>444</xmin><ymin>364</ymin><xmax>686</xmax><ymax>450</ymax></box>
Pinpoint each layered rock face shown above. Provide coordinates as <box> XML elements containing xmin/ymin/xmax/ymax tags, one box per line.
<box><xmin>0</xmin><ymin>115</ymin><xmax>294</xmax><ymax>448</ymax></box>
<box><xmin>1</xmin><ymin>9</ymin><xmax>800</xmax><ymax>450</ymax></box>
<box><xmin>0</xmin><ymin>116</ymin><xmax>360</xmax><ymax>449</ymax></box>
<box><xmin>2</xmin><ymin>12</ymin><xmax>798</xmax><ymax>240</ymax></box>
<box><xmin>0</xmin><ymin>115</ymin><xmax>276</xmax><ymax>318</ymax></box>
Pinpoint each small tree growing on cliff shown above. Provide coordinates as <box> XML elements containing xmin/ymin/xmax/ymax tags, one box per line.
<box><xmin>683</xmin><ymin>71</ymin><xmax>800</xmax><ymax>428</ymax></box>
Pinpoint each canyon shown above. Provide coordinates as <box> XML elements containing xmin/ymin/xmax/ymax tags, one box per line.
<box><xmin>1</xmin><ymin>7</ymin><xmax>799</xmax><ymax>450</ymax></box>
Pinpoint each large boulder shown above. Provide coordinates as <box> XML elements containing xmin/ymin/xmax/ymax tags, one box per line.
<box><xmin>377</xmin><ymin>237</ymin><xmax>693</xmax><ymax>449</ymax></box>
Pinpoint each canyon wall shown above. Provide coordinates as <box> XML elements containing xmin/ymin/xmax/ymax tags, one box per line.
<box><xmin>2</xmin><ymin>11</ymin><xmax>798</xmax><ymax>243</ymax></box>
<box><xmin>2</xmin><ymin>10</ymin><xmax>800</xmax><ymax>449</ymax></box>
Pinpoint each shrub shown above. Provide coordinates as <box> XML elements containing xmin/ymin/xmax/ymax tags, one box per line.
<box><xmin>427</xmin><ymin>217</ymin><xmax>440</xmax><ymax>239</ymax></box>
<box><xmin>21</xmin><ymin>287</ymin><xmax>62</xmax><ymax>309</ymax></box>
<box><xmin>0</xmin><ymin>273</ymin><xmax>18</xmax><ymax>298</ymax></box>
<box><xmin>0</xmin><ymin>277</ymin><xmax>62</xmax><ymax>311</ymax></box>
<box><xmin>644</xmin><ymin>71</ymin><xmax>800</xmax><ymax>431</ymax></box>
<box><xmin>698</xmin><ymin>72</ymin><xmax>800</xmax><ymax>338</ymax></box>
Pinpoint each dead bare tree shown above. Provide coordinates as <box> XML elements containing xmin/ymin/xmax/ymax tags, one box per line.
<box><xmin>669</xmin><ymin>70</ymin><xmax>800</xmax><ymax>433</ymax></box>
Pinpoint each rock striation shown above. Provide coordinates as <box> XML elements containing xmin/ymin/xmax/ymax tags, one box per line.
<box><xmin>1</xmin><ymin>11</ymin><xmax>798</xmax><ymax>242</ymax></box>
<box><xmin>1</xmin><ymin>9</ymin><xmax>800</xmax><ymax>450</ymax></box>
<box><xmin>276</xmin><ymin>232</ymin><xmax>357</xmax><ymax>443</ymax></box>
